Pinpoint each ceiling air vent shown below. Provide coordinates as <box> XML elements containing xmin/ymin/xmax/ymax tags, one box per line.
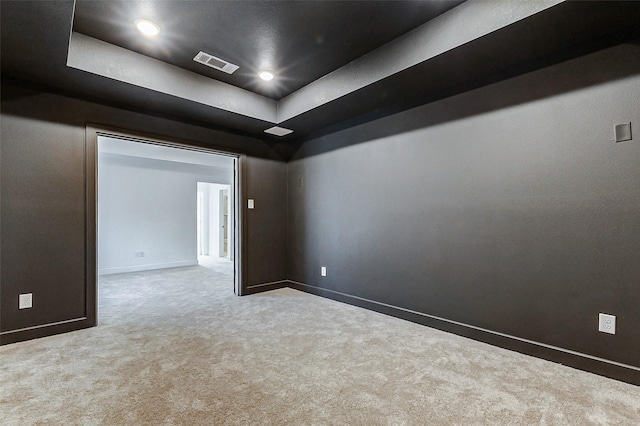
<box><xmin>193</xmin><ymin>51</ymin><xmax>239</xmax><ymax>74</ymax></box>
<box><xmin>264</xmin><ymin>126</ymin><xmax>294</xmax><ymax>137</ymax></box>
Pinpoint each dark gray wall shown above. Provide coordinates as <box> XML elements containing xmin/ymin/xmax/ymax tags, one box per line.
<box><xmin>245</xmin><ymin>157</ymin><xmax>288</xmax><ymax>291</ymax></box>
<box><xmin>0</xmin><ymin>81</ymin><xmax>287</xmax><ymax>342</ymax></box>
<box><xmin>288</xmin><ymin>43</ymin><xmax>640</xmax><ymax>381</ymax></box>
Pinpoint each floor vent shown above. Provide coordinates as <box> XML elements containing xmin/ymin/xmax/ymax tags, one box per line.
<box><xmin>193</xmin><ymin>51</ymin><xmax>239</xmax><ymax>74</ymax></box>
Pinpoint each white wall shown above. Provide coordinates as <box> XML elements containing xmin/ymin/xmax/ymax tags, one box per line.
<box><xmin>98</xmin><ymin>143</ymin><xmax>233</xmax><ymax>275</ymax></box>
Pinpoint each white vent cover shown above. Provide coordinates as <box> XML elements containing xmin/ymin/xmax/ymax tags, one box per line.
<box><xmin>193</xmin><ymin>51</ymin><xmax>239</xmax><ymax>74</ymax></box>
<box><xmin>264</xmin><ymin>126</ymin><xmax>294</xmax><ymax>137</ymax></box>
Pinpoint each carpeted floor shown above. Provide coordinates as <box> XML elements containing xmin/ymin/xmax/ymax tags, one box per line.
<box><xmin>1</xmin><ymin>260</ymin><xmax>639</xmax><ymax>425</ymax></box>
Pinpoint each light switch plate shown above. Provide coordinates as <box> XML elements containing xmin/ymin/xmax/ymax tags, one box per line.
<box><xmin>248</xmin><ymin>199</ymin><xmax>255</xmax><ymax>209</ymax></box>
<box><xmin>321</xmin><ymin>266</ymin><xmax>327</xmax><ymax>277</ymax></box>
<box><xmin>598</xmin><ymin>313</ymin><xmax>616</xmax><ymax>334</ymax></box>
<box><xmin>614</xmin><ymin>123</ymin><xmax>632</xmax><ymax>142</ymax></box>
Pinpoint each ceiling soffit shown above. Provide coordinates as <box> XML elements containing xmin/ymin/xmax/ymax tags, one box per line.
<box><xmin>66</xmin><ymin>0</ymin><xmax>567</xmax><ymax>137</ymax></box>
<box><xmin>4</xmin><ymin>1</ymin><xmax>640</xmax><ymax>143</ymax></box>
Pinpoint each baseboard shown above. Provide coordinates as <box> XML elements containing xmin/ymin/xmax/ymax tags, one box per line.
<box><xmin>0</xmin><ymin>317</ymin><xmax>95</xmax><ymax>345</ymax></box>
<box><xmin>98</xmin><ymin>260</ymin><xmax>198</xmax><ymax>275</ymax></box>
<box><xmin>287</xmin><ymin>280</ymin><xmax>640</xmax><ymax>386</ymax></box>
<box><xmin>245</xmin><ymin>280</ymin><xmax>290</xmax><ymax>295</ymax></box>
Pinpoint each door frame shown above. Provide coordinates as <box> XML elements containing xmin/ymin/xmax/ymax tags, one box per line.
<box><xmin>86</xmin><ymin>125</ymin><xmax>248</xmax><ymax>325</ymax></box>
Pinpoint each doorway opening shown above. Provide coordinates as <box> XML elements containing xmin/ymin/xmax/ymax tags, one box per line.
<box><xmin>197</xmin><ymin>182</ymin><xmax>233</xmax><ymax>268</ymax></box>
<box><xmin>95</xmin><ymin>133</ymin><xmax>242</xmax><ymax>322</ymax></box>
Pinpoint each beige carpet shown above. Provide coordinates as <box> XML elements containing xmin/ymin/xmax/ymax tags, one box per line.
<box><xmin>1</xmin><ymin>261</ymin><xmax>639</xmax><ymax>425</ymax></box>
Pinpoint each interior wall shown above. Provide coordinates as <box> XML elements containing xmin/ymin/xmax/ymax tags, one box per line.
<box><xmin>98</xmin><ymin>153</ymin><xmax>232</xmax><ymax>275</ymax></box>
<box><xmin>287</xmin><ymin>43</ymin><xmax>640</xmax><ymax>381</ymax></box>
<box><xmin>245</xmin><ymin>156</ymin><xmax>288</xmax><ymax>291</ymax></box>
<box><xmin>0</xmin><ymin>81</ymin><xmax>288</xmax><ymax>343</ymax></box>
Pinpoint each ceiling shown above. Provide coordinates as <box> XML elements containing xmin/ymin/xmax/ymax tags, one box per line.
<box><xmin>2</xmin><ymin>1</ymin><xmax>640</xmax><ymax>147</ymax></box>
<box><xmin>73</xmin><ymin>0</ymin><xmax>462</xmax><ymax>100</ymax></box>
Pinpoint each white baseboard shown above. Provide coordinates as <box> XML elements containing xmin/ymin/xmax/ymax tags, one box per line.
<box><xmin>98</xmin><ymin>260</ymin><xmax>198</xmax><ymax>276</ymax></box>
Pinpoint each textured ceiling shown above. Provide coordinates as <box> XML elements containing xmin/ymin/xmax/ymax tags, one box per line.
<box><xmin>73</xmin><ymin>0</ymin><xmax>463</xmax><ymax>100</ymax></box>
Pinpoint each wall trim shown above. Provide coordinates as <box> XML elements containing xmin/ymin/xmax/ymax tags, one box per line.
<box><xmin>0</xmin><ymin>317</ymin><xmax>93</xmax><ymax>345</ymax></box>
<box><xmin>245</xmin><ymin>280</ymin><xmax>289</xmax><ymax>295</ymax></box>
<box><xmin>98</xmin><ymin>260</ymin><xmax>199</xmax><ymax>276</ymax></box>
<box><xmin>287</xmin><ymin>280</ymin><xmax>640</xmax><ymax>386</ymax></box>
<box><xmin>247</xmin><ymin>280</ymin><xmax>290</xmax><ymax>289</ymax></box>
<box><xmin>0</xmin><ymin>317</ymin><xmax>87</xmax><ymax>335</ymax></box>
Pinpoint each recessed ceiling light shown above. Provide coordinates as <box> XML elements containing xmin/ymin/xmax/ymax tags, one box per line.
<box><xmin>135</xmin><ymin>19</ymin><xmax>160</xmax><ymax>37</ymax></box>
<box><xmin>258</xmin><ymin>70</ymin><xmax>274</xmax><ymax>81</ymax></box>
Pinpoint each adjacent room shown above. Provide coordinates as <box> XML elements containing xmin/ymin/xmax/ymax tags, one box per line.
<box><xmin>96</xmin><ymin>136</ymin><xmax>237</xmax><ymax>324</ymax></box>
<box><xmin>1</xmin><ymin>0</ymin><xmax>639</xmax><ymax>424</ymax></box>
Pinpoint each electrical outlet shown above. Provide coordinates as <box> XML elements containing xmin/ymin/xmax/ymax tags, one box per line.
<box><xmin>598</xmin><ymin>313</ymin><xmax>616</xmax><ymax>335</ymax></box>
<box><xmin>321</xmin><ymin>266</ymin><xmax>327</xmax><ymax>277</ymax></box>
<box><xmin>135</xmin><ymin>251</ymin><xmax>145</xmax><ymax>258</ymax></box>
<box><xmin>614</xmin><ymin>122</ymin><xmax>632</xmax><ymax>142</ymax></box>
<box><xmin>19</xmin><ymin>293</ymin><xmax>32</xmax><ymax>309</ymax></box>
<box><xmin>248</xmin><ymin>199</ymin><xmax>255</xmax><ymax>209</ymax></box>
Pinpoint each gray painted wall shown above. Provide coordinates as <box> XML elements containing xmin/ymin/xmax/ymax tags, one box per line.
<box><xmin>288</xmin><ymin>43</ymin><xmax>640</xmax><ymax>374</ymax></box>
<box><xmin>245</xmin><ymin>156</ymin><xmax>288</xmax><ymax>289</ymax></box>
<box><xmin>0</xmin><ymin>81</ymin><xmax>287</xmax><ymax>342</ymax></box>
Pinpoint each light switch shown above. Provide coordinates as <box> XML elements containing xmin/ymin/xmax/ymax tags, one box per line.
<box><xmin>248</xmin><ymin>199</ymin><xmax>254</xmax><ymax>209</ymax></box>
<box><xmin>614</xmin><ymin>123</ymin><xmax>632</xmax><ymax>142</ymax></box>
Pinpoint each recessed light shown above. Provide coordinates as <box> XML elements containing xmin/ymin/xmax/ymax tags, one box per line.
<box><xmin>258</xmin><ymin>70</ymin><xmax>274</xmax><ymax>81</ymax></box>
<box><xmin>135</xmin><ymin>19</ymin><xmax>160</xmax><ymax>37</ymax></box>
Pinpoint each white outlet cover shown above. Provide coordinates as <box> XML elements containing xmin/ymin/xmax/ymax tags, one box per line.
<box><xmin>614</xmin><ymin>122</ymin><xmax>632</xmax><ymax>142</ymax></box>
<box><xmin>598</xmin><ymin>313</ymin><xmax>616</xmax><ymax>334</ymax></box>
<box><xmin>19</xmin><ymin>293</ymin><xmax>33</xmax><ymax>309</ymax></box>
<box><xmin>248</xmin><ymin>199</ymin><xmax>255</xmax><ymax>209</ymax></box>
<box><xmin>321</xmin><ymin>266</ymin><xmax>327</xmax><ymax>277</ymax></box>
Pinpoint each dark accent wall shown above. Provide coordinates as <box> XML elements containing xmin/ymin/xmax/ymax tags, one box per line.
<box><xmin>288</xmin><ymin>43</ymin><xmax>640</xmax><ymax>383</ymax></box>
<box><xmin>0</xmin><ymin>80</ymin><xmax>287</xmax><ymax>343</ymax></box>
<box><xmin>245</xmin><ymin>157</ymin><xmax>288</xmax><ymax>291</ymax></box>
